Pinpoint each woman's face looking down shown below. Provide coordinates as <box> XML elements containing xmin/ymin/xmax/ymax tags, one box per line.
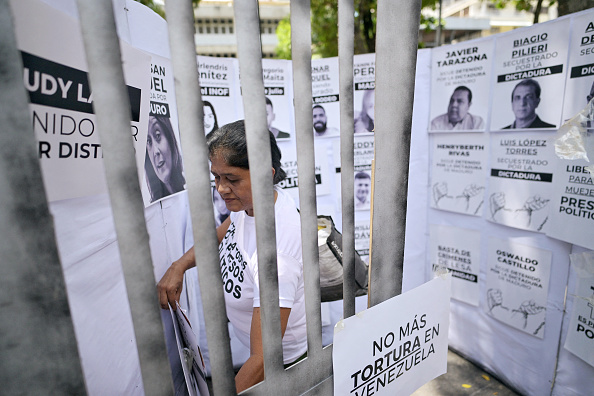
<box><xmin>210</xmin><ymin>151</ymin><xmax>254</xmax><ymax>216</ymax></box>
<box><xmin>147</xmin><ymin>119</ymin><xmax>173</xmax><ymax>188</ymax></box>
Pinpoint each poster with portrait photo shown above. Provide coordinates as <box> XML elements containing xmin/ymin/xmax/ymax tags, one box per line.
<box><xmin>353</xmin><ymin>53</ymin><xmax>375</xmax><ymax>135</ymax></box>
<box><xmin>485</xmin><ymin>237</ymin><xmax>552</xmax><ymax>339</ymax></box>
<box><xmin>14</xmin><ymin>0</ymin><xmax>151</xmax><ymax>203</ymax></box>
<box><xmin>562</xmin><ymin>12</ymin><xmax>594</xmax><ymax>123</ymax></box>
<box><xmin>430</xmin><ymin>133</ymin><xmax>488</xmax><ymax>216</ymax></box>
<box><xmin>312</xmin><ymin>57</ymin><xmax>340</xmax><ymax>139</ymax></box>
<box><xmin>197</xmin><ymin>56</ymin><xmax>242</xmax><ymax>135</ymax></box>
<box><xmin>143</xmin><ymin>55</ymin><xmax>186</xmax><ymax>207</ymax></box>
<box><xmin>429</xmin><ymin>224</ymin><xmax>480</xmax><ymax>306</ymax></box>
<box><xmin>490</xmin><ymin>18</ymin><xmax>571</xmax><ymax>131</ymax></box>
<box><xmin>487</xmin><ymin>131</ymin><xmax>557</xmax><ymax>232</ymax></box>
<box><xmin>429</xmin><ymin>38</ymin><xmax>494</xmax><ymax>132</ymax></box>
<box><xmin>546</xmin><ymin>158</ymin><xmax>594</xmax><ymax>250</ymax></box>
<box><xmin>261</xmin><ymin>59</ymin><xmax>294</xmax><ymax>141</ymax></box>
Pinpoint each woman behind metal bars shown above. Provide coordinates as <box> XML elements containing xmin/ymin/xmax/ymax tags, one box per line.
<box><xmin>157</xmin><ymin>120</ymin><xmax>307</xmax><ymax>392</ymax></box>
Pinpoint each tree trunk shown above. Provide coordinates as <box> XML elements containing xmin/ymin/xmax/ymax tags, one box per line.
<box><xmin>557</xmin><ymin>0</ymin><xmax>593</xmax><ymax>17</ymax></box>
<box><xmin>533</xmin><ymin>0</ymin><xmax>544</xmax><ymax>24</ymax></box>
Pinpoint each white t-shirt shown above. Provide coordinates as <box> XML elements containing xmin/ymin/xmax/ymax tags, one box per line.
<box><xmin>219</xmin><ymin>187</ymin><xmax>307</xmax><ymax>364</ymax></box>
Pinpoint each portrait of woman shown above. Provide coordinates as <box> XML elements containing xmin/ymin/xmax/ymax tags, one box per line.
<box><xmin>354</xmin><ymin>89</ymin><xmax>375</xmax><ymax>133</ymax></box>
<box><xmin>203</xmin><ymin>100</ymin><xmax>219</xmax><ymax>135</ymax></box>
<box><xmin>158</xmin><ymin>120</ymin><xmax>307</xmax><ymax>393</ymax></box>
<box><xmin>144</xmin><ymin>115</ymin><xmax>186</xmax><ymax>203</ymax></box>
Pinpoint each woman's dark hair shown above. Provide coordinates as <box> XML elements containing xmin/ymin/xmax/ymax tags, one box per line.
<box><xmin>355</xmin><ymin>89</ymin><xmax>375</xmax><ymax>132</ymax></box>
<box><xmin>203</xmin><ymin>100</ymin><xmax>219</xmax><ymax>133</ymax></box>
<box><xmin>206</xmin><ymin>119</ymin><xmax>286</xmax><ymax>184</ymax></box>
<box><xmin>144</xmin><ymin>115</ymin><xmax>186</xmax><ymax>202</ymax></box>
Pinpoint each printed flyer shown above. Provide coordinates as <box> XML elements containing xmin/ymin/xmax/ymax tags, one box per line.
<box><xmin>262</xmin><ymin>58</ymin><xmax>294</xmax><ymax>141</ymax></box>
<box><xmin>333</xmin><ymin>275</ymin><xmax>450</xmax><ymax>396</ymax></box>
<box><xmin>143</xmin><ymin>54</ymin><xmax>186</xmax><ymax>207</ymax></box>
<box><xmin>563</xmin><ymin>252</ymin><xmax>594</xmax><ymax>367</ymax></box>
<box><xmin>485</xmin><ymin>237</ymin><xmax>552</xmax><ymax>338</ymax></box>
<box><xmin>312</xmin><ymin>57</ymin><xmax>340</xmax><ymax>139</ymax></box>
<box><xmin>197</xmin><ymin>56</ymin><xmax>242</xmax><ymax>135</ymax></box>
<box><xmin>429</xmin><ymin>224</ymin><xmax>480</xmax><ymax>306</ymax></box>
<box><xmin>490</xmin><ymin>18</ymin><xmax>571</xmax><ymax>131</ymax></box>
<box><xmin>353</xmin><ymin>53</ymin><xmax>376</xmax><ymax>135</ymax></box>
<box><xmin>561</xmin><ymin>13</ymin><xmax>594</xmax><ymax>123</ymax></box>
<box><xmin>487</xmin><ymin>131</ymin><xmax>556</xmax><ymax>232</ymax></box>
<box><xmin>355</xmin><ymin>217</ymin><xmax>371</xmax><ymax>263</ymax></box>
<box><xmin>278</xmin><ymin>140</ymin><xmax>332</xmax><ymax>200</ymax></box>
<box><xmin>354</xmin><ymin>135</ymin><xmax>374</xmax><ymax>211</ymax></box>
<box><xmin>14</xmin><ymin>0</ymin><xmax>150</xmax><ymax>203</ymax></box>
<box><xmin>429</xmin><ymin>37</ymin><xmax>494</xmax><ymax>132</ymax></box>
<box><xmin>430</xmin><ymin>133</ymin><xmax>488</xmax><ymax>216</ymax></box>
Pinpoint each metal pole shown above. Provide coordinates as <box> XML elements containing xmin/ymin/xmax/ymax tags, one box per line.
<box><xmin>369</xmin><ymin>0</ymin><xmax>421</xmax><ymax>306</ymax></box>
<box><xmin>339</xmin><ymin>0</ymin><xmax>357</xmax><ymax>318</ymax></box>
<box><xmin>437</xmin><ymin>0</ymin><xmax>443</xmax><ymax>47</ymax></box>
<box><xmin>164</xmin><ymin>0</ymin><xmax>236</xmax><ymax>394</ymax></box>
<box><xmin>234</xmin><ymin>0</ymin><xmax>284</xmax><ymax>383</ymax></box>
<box><xmin>290</xmin><ymin>0</ymin><xmax>324</xmax><ymax>360</ymax></box>
<box><xmin>0</xmin><ymin>2</ymin><xmax>86</xmax><ymax>394</ymax></box>
<box><xmin>74</xmin><ymin>1</ymin><xmax>173</xmax><ymax>394</ymax></box>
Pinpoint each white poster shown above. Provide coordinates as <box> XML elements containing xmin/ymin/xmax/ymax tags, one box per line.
<box><xmin>490</xmin><ymin>19</ymin><xmax>571</xmax><ymax>131</ymax></box>
<box><xmin>429</xmin><ymin>38</ymin><xmax>494</xmax><ymax>132</ymax></box>
<box><xmin>485</xmin><ymin>237</ymin><xmax>552</xmax><ymax>338</ymax></box>
<box><xmin>563</xmin><ymin>251</ymin><xmax>594</xmax><ymax>367</ymax></box>
<box><xmin>197</xmin><ymin>56</ymin><xmax>242</xmax><ymax>135</ymax></box>
<box><xmin>354</xmin><ymin>135</ymin><xmax>374</xmax><ymax>211</ymax></box>
<box><xmin>355</xmin><ymin>217</ymin><xmax>371</xmax><ymax>263</ymax></box>
<box><xmin>429</xmin><ymin>225</ymin><xmax>480</xmax><ymax>306</ymax></box>
<box><xmin>278</xmin><ymin>140</ymin><xmax>332</xmax><ymax>199</ymax></box>
<box><xmin>547</xmin><ymin>157</ymin><xmax>594</xmax><ymax>249</ymax></box>
<box><xmin>143</xmin><ymin>55</ymin><xmax>186</xmax><ymax>207</ymax></box>
<box><xmin>487</xmin><ymin>131</ymin><xmax>556</xmax><ymax>232</ymax></box>
<box><xmin>312</xmin><ymin>57</ymin><xmax>340</xmax><ymax>138</ymax></box>
<box><xmin>562</xmin><ymin>12</ymin><xmax>594</xmax><ymax>123</ymax></box>
<box><xmin>353</xmin><ymin>53</ymin><xmax>375</xmax><ymax>135</ymax></box>
<box><xmin>14</xmin><ymin>0</ymin><xmax>150</xmax><ymax>202</ymax></box>
<box><xmin>333</xmin><ymin>275</ymin><xmax>450</xmax><ymax>396</ymax></box>
<box><xmin>262</xmin><ymin>59</ymin><xmax>294</xmax><ymax>141</ymax></box>
<box><xmin>430</xmin><ymin>133</ymin><xmax>488</xmax><ymax>216</ymax></box>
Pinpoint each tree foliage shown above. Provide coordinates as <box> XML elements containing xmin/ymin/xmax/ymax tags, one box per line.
<box><xmin>133</xmin><ymin>0</ymin><xmax>201</xmax><ymax>19</ymax></box>
<box><xmin>492</xmin><ymin>0</ymin><xmax>557</xmax><ymax>24</ymax></box>
<box><xmin>276</xmin><ymin>0</ymin><xmax>441</xmax><ymax>59</ymax></box>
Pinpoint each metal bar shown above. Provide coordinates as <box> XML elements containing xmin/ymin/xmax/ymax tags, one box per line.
<box><xmin>437</xmin><ymin>0</ymin><xmax>443</xmax><ymax>47</ymax></box>
<box><xmin>74</xmin><ymin>1</ymin><xmax>173</xmax><ymax>394</ymax></box>
<box><xmin>369</xmin><ymin>0</ymin><xmax>421</xmax><ymax>307</ymax></box>
<box><xmin>290</xmin><ymin>0</ymin><xmax>324</xmax><ymax>360</ymax></box>
<box><xmin>164</xmin><ymin>1</ymin><xmax>236</xmax><ymax>395</ymax></box>
<box><xmin>234</xmin><ymin>0</ymin><xmax>284</xmax><ymax>384</ymax></box>
<box><xmin>339</xmin><ymin>0</ymin><xmax>357</xmax><ymax>318</ymax></box>
<box><xmin>0</xmin><ymin>2</ymin><xmax>86</xmax><ymax>394</ymax></box>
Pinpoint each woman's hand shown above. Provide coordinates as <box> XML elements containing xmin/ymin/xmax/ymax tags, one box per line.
<box><xmin>157</xmin><ymin>248</ymin><xmax>196</xmax><ymax>309</ymax></box>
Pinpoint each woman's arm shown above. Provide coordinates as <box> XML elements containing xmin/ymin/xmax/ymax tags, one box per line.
<box><xmin>234</xmin><ymin>307</ymin><xmax>292</xmax><ymax>393</ymax></box>
<box><xmin>217</xmin><ymin>216</ymin><xmax>231</xmax><ymax>244</ymax></box>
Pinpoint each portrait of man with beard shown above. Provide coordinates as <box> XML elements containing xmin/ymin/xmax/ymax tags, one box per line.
<box><xmin>313</xmin><ymin>104</ymin><xmax>340</xmax><ymax>137</ymax></box>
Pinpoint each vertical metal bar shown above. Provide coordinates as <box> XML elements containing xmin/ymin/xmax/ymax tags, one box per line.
<box><xmin>74</xmin><ymin>1</ymin><xmax>173</xmax><ymax>394</ymax></box>
<box><xmin>437</xmin><ymin>0</ymin><xmax>443</xmax><ymax>47</ymax></box>
<box><xmin>0</xmin><ymin>2</ymin><xmax>86</xmax><ymax>394</ymax></box>
<box><xmin>369</xmin><ymin>0</ymin><xmax>421</xmax><ymax>307</ymax></box>
<box><xmin>164</xmin><ymin>1</ymin><xmax>237</xmax><ymax>395</ymax></box>
<box><xmin>234</xmin><ymin>0</ymin><xmax>284</xmax><ymax>383</ymax></box>
<box><xmin>290</xmin><ymin>0</ymin><xmax>323</xmax><ymax>360</ymax></box>
<box><xmin>339</xmin><ymin>0</ymin><xmax>356</xmax><ymax>318</ymax></box>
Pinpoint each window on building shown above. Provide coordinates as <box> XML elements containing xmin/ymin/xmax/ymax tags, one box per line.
<box><xmin>214</xmin><ymin>26</ymin><xmax>218</xmax><ymax>33</ymax></box>
<box><xmin>206</xmin><ymin>26</ymin><xmax>211</xmax><ymax>33</ymax></box>
<box><xmin>230</xmin><ymin>26</ymin><xmax>234</xmax><ymax>34</ymax></box>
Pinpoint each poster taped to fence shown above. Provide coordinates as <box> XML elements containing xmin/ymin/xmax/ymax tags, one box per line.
<box><xmin>355</xmin><ymin>217</ymin><xmax>371</xmax><ymax>263</ymax></box>
<box><xmin>490</xmin><ymin>18</ymin><xmax>571</xmax><ymax>131</ymax></box>
<box><xmin>430</xmin><ymin>133</ymin><xmax>488</xmax><ymax>216</ymax></box>
<box><xmin>278</xmin><ymin>140</ymin><xmax>332</xmax><ymax>199</ymax></box>
<box><xmin>485</xmin><ymin>237</ymin><xmax>552</xmax><ymax>338</ymax></box>
<box><xmin>353</xmin><ymin>53</ymin><xmax>376</xmax><ymax>135</ymax></box>
<box><xmin>563</xmin><ymin>252</ymin><xmax>594</xmax><ymax>367</ymax></box>
<box><xmin>487</xmin><ymin>131</ymin><xmax>556</xmax><ymax>232</ymax></box>
<box><xmin>312</xmin><ymin>57</ymin><xmax>340</xmax><ymax>139</ymax></box>
<box><xmin>354</xmin><ymin>134</ymin><xmax>374</xmax><ymax>211</ymax></box>
<box><xmin>197</xmin><ymin>56</ymin><xmax>242</xmax><ymax>135</ymax></box>
<box><xmin>333</xmin><ymin>275</ymin><xmax>450</xmax><ymax>396</ymax></box>
<box><xmin>261</xmin><ymin>59</ymin><xmax>294</xmax><ymax>141</ymax></box>
<box><xmin>429</xmin><ymin>38</ymin><xmax>493</xmax><ymax>132</ymax></box>
<box><xmin>562</xmin><ymin>12</ymin><xmax>594</xmax><ymax>123</ymax></box>
<box><xmin>142</xmin><ymin>54</ymin><xmax>187</xmax><ymax>207</ymax></box>
<box><xmin>13</xmin><ymin>0</ymin><xmax>151</xmax><ymax>202</ymax></box>
<box><xmin>429</xmin><ymin>224</ymin><xmax>480</xmax><ymax>306</ymax></box>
